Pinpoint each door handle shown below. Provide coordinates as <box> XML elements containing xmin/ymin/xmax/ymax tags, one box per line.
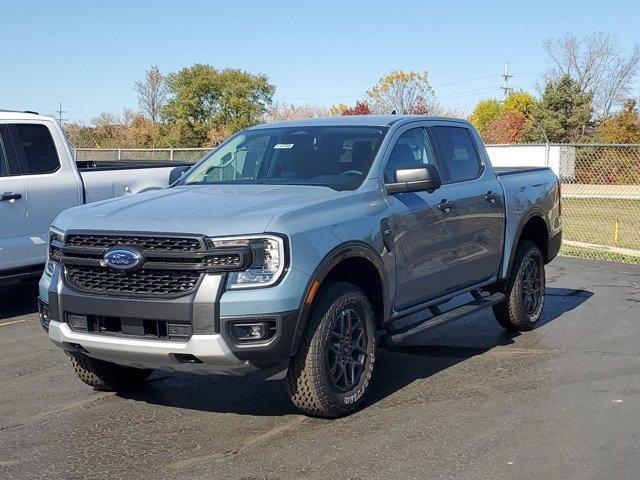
<box><xmin>1</xmin><ymin>192</ymin><xmax>22</xmax><ymax>202</ymax></box>
<box><xmin>484</xmin><ymin>191</ymin><xmax>500</xmax><ymax>204</ymax></box>
<box><xmin>437</xmin><ymin>200</ymin><xmax>455</xmax><ymax>213</ymax></box>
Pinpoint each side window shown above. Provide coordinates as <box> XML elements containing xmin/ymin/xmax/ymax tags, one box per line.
<box><xmin>0</xmin><ymin>135</ymin><xmax>8</xmax><ymax>176</ymax></box>
<box><xmin>10</xmin><ymin>124</ymin><xmax>60</xmax><ymax>175</ymax></box>
<box><xmin>430</xmin><ymin>126</ymin><xmax>481</xmax><ymax>183</ymax></box>
<box><xmin>384</xmin><ymin>128</ymin><xmax>433</xmax><ymax>183</ymax></box>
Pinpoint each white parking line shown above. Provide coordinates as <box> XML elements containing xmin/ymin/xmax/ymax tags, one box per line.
<box><xmin>0</xmin><ymin>319</ymin><xmax>27</xmax><ymax>328</ymax></box>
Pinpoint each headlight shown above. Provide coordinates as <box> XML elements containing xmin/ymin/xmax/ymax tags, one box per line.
<box><xmin>210</xmin><ymin>235</ymin><xmax>286</xmax><ymax>289</ymax></box>
<box><xmin>45</xmin><ymin>227</ymin><xmax>65</xmax><ymax>275</ymax></box>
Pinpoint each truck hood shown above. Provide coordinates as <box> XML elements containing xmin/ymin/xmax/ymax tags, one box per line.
<box><xmin>54</xmin><ymin>184</ymin><xmax>341</xmax><ymax>236</ymax></box>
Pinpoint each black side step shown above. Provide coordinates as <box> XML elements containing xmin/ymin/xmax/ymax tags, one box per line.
<box><xmin>382</xmin><ymin>292</ymin><xmax>505</xmax><ymax>347</ymax></box>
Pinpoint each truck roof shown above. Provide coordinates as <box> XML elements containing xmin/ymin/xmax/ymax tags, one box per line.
<box><xmin>249</xmin><ymin>115</ymin><xmax>471</xmax><ymax>129</ymax></box>
<box><xmin>0</xmin><ymin>110</ymin><xmax>54</xmax><ymax>121</ymax></box>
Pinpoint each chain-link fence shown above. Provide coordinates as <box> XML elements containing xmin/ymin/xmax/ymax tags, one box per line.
<box><xmin>558</xmin><ymin>144</ymin><xmax>640</xmax><ymax>264</ymax></box>
<box><xmin>74</xmin><ymin>148</ymin><xmax>211</xmax><ymax>164</ymax></box>
<box><xmin>488</xmin><ymin>143</ymin><xmax>640</xmax><ymax>264</ymax></box>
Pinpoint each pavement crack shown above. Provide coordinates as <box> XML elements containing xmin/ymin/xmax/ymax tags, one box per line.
<box><xmin>0</xmin><ymin>391</ymin><xmax>114</xmax><ymax>432</ymax></box>
<box><xmin>169</xmin><ymin>415</ymin><xmax>308</xmax><ymax>471</ymax></box>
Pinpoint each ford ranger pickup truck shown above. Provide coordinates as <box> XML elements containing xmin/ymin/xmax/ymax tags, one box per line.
<box><xmin>38</xmin><ymin>115</ymin><xmax>562</xmax><ymax>418</ymax></box>
<box><xmin>0</xmin><ymin>110</ymin><xmax>190</xmax><ymax>284</ymax></box>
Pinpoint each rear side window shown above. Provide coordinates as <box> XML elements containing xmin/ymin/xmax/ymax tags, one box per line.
<box><xmin>0</xmin><ymin>136</ymin><xmax>8</xmax><ymax>176</ymax></box>
<box><xmin>10</xmin><ymin>124</ymin><xmax>60</xmax><ymax>174</ymax></box>
<box><xmin>431</xmin><ymin>126</ymin><xmax>481</xmax><ymax>183</ymax></box>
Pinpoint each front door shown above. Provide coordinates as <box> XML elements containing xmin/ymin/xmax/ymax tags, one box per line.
<box><xmin>383</xmin><ymin>126</ymin><xmax>460</xmax><ymax>309</ymax></box>
<box><xmin>428</xmin><ymin>124</ymin><xmax>505</xmax><ymax>287</ymax></box>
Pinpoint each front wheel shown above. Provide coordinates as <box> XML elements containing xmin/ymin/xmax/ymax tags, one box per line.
<box><xmin>493</xmin><ymin>240</ymin><xmax>545</xmax><ymax>331</ymax></box>
<box><xmin>70</xmin><ymin>353</ymin><xmax>152</xmax><ymax>391</ymax></box>
<box><xmin>286</xmin><ymin>282</ymin><xmax>376</xmax><ymax>418</ymax></box>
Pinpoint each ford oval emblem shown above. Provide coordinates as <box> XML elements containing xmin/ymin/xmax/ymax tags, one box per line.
<box><xmin>103</xmin><ymin>248</ymin><xmax>143</xmax><ymax>270</ymax></box>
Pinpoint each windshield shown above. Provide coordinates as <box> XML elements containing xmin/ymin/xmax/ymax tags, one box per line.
<box><xmin>181</xmin><ymin>126</ymin><xmax>387</xmax><ymax>191</ymax></box>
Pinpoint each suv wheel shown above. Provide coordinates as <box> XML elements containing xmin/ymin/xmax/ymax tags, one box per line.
<box><xmin>287</xmin><ymin>281</ymin><xmax>376</xmax><ymax>418</ymax></box>
<box><xmin>70</xmin><ymin>353</ymin><xmax>152</xmax><ymax>391</ymax></box>
<box><xmin>493</xmin><ymin>240</ymin><xmax>545</xmax><ymax>331</ymax></box>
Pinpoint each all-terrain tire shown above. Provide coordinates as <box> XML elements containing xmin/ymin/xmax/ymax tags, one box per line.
<box><xmin>70</xmin><ymin>353</ymin><xmax>152</xmax><ymax>391</ymax></box>
<box><xmin>286</xmin><ymin>281</ymin><xmax>376</xmax><ymax>418</ymax></box>
<box><xmin>493</xmin><ymin>240</ymin><xmax>545</xmax><ymax>331</ymax></box>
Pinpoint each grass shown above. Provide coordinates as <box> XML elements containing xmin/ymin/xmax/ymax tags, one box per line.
<box><xmin>560</xmin><ymin>246</ymin><xmax>640</xmax><ymax>265</ymax></box>
<box><xmin>562</xmin><ymin>197</ymin><xmax>640</xmax><ymax>252</ymax></box>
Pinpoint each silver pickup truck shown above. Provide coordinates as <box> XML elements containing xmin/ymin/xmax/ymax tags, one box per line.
<box><xmin>38</xmin><ymin>115</ymin><xmax>562</xmax><ymax>418</ymax></box>
<box><xmin>0</xmin><ymin>110</ymin><xmax>190</xmax><ymax>283</ymax></box>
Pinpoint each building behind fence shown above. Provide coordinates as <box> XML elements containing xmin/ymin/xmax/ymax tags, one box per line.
<box><xmin>74</xmin><ymin>144</ymin><xmax>640</xmax><ymax>264</ymax></box>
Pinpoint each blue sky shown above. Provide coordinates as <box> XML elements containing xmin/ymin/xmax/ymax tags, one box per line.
<box><xmin>2</xmin><ymin>0</ymin><xmax>638</xmax><ymax>123</ymax></box>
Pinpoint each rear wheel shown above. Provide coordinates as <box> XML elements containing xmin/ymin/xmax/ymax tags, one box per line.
<box><xmin>493</xmin><ymin>241</ymin><xmax>545</xmax><ymax>331</ymax></box>
<box><xmin>286</xmin><ymin>282</ymin><xmax>376</xmax><ymax>418</ymax></box>
<box><xmin>70</xmin><ymin>353</ymin><xmax>152</xmax><ymax>391</ymax></box>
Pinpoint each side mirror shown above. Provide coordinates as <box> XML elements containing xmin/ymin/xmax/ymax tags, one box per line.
<box><xmin>169</xmin><ymin>165</ymin><xmax>191</xmax><ymax>185</ymax></box>
<box><xmin>385</xmin><ymin>164</ymin><xmax>442</xmax><ymax>194</ymax></box>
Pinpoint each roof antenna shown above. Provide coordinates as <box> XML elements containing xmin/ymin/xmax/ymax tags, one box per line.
<box><xmin>390</xmin><ymin>109</ymin><xmax>397</xmax><ymax>115</ymax></box>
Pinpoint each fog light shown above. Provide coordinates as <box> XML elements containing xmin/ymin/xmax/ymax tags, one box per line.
<box><xmin>230</xmin><ymin>322</ymin><xmax>268</xmax><ymax>342</ymax></box>
<box><xmin>38</xmin><ymin>300</ymin><xmax>51</xmax><ymax>330</ymax></box>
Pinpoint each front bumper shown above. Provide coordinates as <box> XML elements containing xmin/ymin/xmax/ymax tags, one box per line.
<box><xmin>40</xmin><ymin>265</ymin><xmax>310</xmax><ymax>377</ymax></box>
<box><xmin>48</xmin><ymin>320</ymin><xmax>255</xmax><ymax>375</ymax></box>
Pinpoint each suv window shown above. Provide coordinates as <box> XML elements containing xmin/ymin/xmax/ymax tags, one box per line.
<box><xmin>431</xmin><ymin>126</ymin><xmax>481</xmax><ymax>183</ymax></box>
<box><xmin>384</xmin><ymin>128</ymin><xmax>434</xmax><ymax>183</ymax></box>
<box><xmin>10</xmin><ymin>124</ymin><xmax>60</xmax><ymax>175</ymax></box>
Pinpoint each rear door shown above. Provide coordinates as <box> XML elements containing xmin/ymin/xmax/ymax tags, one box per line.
<box><xmin>427</xmin><ymin>123</ymin><xmax>505</xmax><ymax>287</ymax></box>
<box><xmin>0</xmin><ymin>125</ymin><xmax>29</xmax><ymax>269</ymax></box>
<box><xmin>8</xmin><ymin>122</ymin><xmax>81</xmax><ymax>265</ymax></box>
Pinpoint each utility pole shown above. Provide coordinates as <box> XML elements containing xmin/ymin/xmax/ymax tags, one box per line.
<box><xmin>501</xmin><ymin>62</ymin><xmax>513</xmax><ymax>98</ymax></box>
<box><xmin>55</xmin><ymin>101</ymin><xmax>67</xmax><ymax>125</ymax></box>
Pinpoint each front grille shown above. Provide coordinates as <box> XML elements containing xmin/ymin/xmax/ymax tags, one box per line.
<box><xmin>60</xmin><ymin>232</ymin><xmax>250</xmax><ymax>298</ymax></box>
<box><xmin>66</xmin><ymin>234</ymin><xmax>204</xmax><ymax>252</ymax></box>
<box><xmin>66</xmin><ymin>265</ymin><xmax>201</xmax><ymax>297</ymax></box>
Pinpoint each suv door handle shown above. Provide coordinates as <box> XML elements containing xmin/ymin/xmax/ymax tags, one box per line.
<box><xmin>437</xmin><ymin>200</ymin><xmax>455</xmax><ymax>213</ymax></box>
<box><xmin>484</xmin><ymin>191</ymin><xmax>500</xmax><ymax>204</ymax></box>
<box><xmin>1</xmin><ymin>192</ymin><xmax>22</xmax><ymax>202</ymax></box>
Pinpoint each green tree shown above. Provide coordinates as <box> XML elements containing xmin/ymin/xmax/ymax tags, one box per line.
<box><xmin>469</xmin><ymin>98</ymin><xmax>501</xmax><ymax>137</ymax></box>
<box><xmin>527</xmin><ymin>75</ymin><xmax>593</xmax><ymax>143</ymax></box>
<box><xmin>162</xmin><ymin>64</ymin><xmax>274</xmax><ymax>146</ymax></box>
<box><xmin>597</xmin><ymin>99</ymin><xmax>640</xmax><ymax>143</ymax></box>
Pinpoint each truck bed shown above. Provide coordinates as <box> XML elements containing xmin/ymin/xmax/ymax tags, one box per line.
<box><xmin>496</xmin><ymin>166</ymin><xmax>561</xmax><ymax>279</ymax></box>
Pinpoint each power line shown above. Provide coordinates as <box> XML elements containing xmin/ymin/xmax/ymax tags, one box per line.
<box><xmin>273</xmin><ymin>70</ymin><xmax>529</xmax><ymax>103</ymax></box>
<box><xmin>438</xmin><ymin>86</ymin><xmax>498</xmax><ymax>99</ymax></box>
<box><xmin>433</xmin><ymin>74</ymin><xmax>501</xmax><ymax>89</ymax></box>
<box><xmin>274</xmin><ymin>73</ymin><xmax>507</xmax><ymax>101</ymax></box>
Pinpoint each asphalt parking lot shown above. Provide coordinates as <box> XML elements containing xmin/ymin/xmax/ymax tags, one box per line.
<box><xmin>1</xmin><ymin>256</ymin><xmax>639</xmax><ymax>480</ymax></box>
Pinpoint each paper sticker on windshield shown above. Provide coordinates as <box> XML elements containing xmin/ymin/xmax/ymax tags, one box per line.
<box><xmin>274</xmin><ymin>143</ymin><xmax>294</xmax><ymax>149</ymax></box>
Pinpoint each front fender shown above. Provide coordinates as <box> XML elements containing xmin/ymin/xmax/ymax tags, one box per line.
<box><xmin>288</xmin><ymin>241</ymin><xmax>391</xmax><ymax>356</ymax></box>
